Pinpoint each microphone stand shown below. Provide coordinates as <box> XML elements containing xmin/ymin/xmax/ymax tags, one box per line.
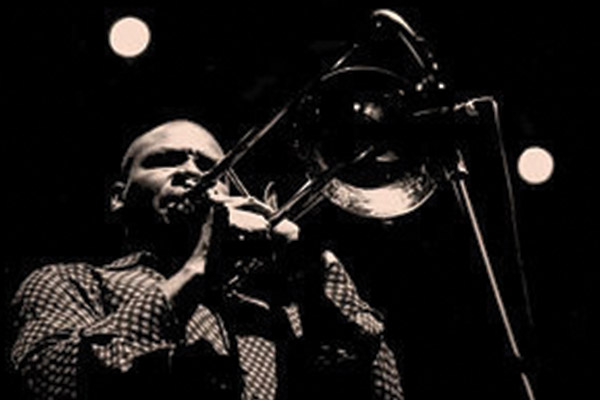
<box><xmin>444</xmin><ymin>98</ymin><xmax>536</xmax><ymax>400</ymax></box>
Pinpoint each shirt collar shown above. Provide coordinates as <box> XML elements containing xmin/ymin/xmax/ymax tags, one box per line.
<box><xmin>103</xmin><ymin>250</ymin><xmax>158</xmax><ymax>270</ymax></box>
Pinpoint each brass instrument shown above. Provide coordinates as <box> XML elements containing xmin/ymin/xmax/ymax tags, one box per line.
<box><xmin>192</xmin><ymin>9</ymin><xmax>536</xmax><ymax>399</ymax></box>
<box><xmin>194</xmin><ymin>8</ymin><xmax>450</xmax><ymax>223</ymax></box>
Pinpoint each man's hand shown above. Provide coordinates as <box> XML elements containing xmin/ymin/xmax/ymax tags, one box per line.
<box><xmin>208</xmin><ymin>191</ymin><xmax>300</xmax><ymax>242</ymax></box>
<box><xmin>157</xmin><ymin>190</ymin><xmax>300</xmax><ymax>304</ymax></box>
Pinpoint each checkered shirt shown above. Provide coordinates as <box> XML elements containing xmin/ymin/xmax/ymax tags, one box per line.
<box><xmin>11</xmin><ymin>250</ymin><xmax>403</xmax><ymax>400</ymax></box>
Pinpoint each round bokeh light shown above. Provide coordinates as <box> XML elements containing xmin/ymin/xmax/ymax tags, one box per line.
<box><xmin>109</xmin><ymin>16</ymin><xmax>151</xmax><ymax>58</ymax></box>
<box><xmin>518</xmin><ymin>146</ymin><xmax>554</xmax><ymax>185</ymax></box>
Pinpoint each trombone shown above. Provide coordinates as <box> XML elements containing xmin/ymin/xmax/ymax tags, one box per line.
<box><xmin>192</xmin><ymin>9</ymin><xmax>536</xmax><ymax>400</ymax></box>
<box><xmin>194</xmin><ymin>9</ymin><xmax>446</xmax><ymax>224</ymax></box>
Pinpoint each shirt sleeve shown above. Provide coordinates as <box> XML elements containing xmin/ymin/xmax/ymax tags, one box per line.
<box><xmin>10</xmin><ymin>263</ymin><xmax>177</xmax><ymax>399</ymax></box>
<box><xmin>372</xmin><ymin>340</ymin><xmax>405</xmax><ymax>400</ymax></box>
<box><xmin>320</xmin><ymin>250</ymin><xmax>405</xmax><ymax>400</ymax></box>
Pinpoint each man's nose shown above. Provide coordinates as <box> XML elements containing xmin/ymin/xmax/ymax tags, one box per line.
<box><xmin>172</xmin><ymin>158</ymin><xmax>203</xmax><ymax>188</ymax></box>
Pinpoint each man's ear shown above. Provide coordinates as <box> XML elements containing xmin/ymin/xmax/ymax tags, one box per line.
<box><xmin>110</xmin><ymin>181</ymin><xmax>126</xmax><ymax>213</ymax></box>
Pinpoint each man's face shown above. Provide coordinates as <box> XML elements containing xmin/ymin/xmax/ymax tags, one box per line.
<box><xmin>117</xmin><ymin>120</ymin><xmax>227</xmax><ymax>225</ymax></box>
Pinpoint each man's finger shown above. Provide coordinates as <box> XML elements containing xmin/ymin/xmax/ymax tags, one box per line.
<box><xmin>273</xmin><ymin>219</ymin><xmax>300</xmax><ymax>242</ymax></box>
<box><xmin>208</xmin><ymin>192</ymin><xmax>275</xmax><ymax>216</ymax></box>
<box><xmin>228</xmin><ymin>208</ymin><xmax>271</xmax><ymax>233</ymax></box>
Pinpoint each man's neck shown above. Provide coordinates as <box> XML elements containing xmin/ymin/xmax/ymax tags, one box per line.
<box><xmin>123</xmin><ymin>222</ymin><xmax>203</xmax><ymax>275</ymax></box>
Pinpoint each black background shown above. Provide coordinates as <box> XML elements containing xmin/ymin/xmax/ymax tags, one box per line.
<box><xmin>2</xmin><ymin>2</ymin><xmax>593</xmax><ymax>399</ymax></box>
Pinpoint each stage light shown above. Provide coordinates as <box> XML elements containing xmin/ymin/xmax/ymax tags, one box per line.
<box><xmin>518</xmin><ymin>146</ymin><xmax>554</xmax><ymax>185</ymax></box>
<box><xmin>109</xmin><ymin>16</ymin><xmax>151</xmax><ymax>58</ymax></box>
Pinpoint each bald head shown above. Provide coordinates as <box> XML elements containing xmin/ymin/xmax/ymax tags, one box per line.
<box><xmin>121</xmin><ymin>119</ymin><xmax>224</xmax><ymax>177</ymax></box>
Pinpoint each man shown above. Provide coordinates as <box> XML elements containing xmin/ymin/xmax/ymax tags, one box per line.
<box><xmin>11</xmin><ymin>119</ymin><xmax>403</xmax><ymax>399</ymax></box>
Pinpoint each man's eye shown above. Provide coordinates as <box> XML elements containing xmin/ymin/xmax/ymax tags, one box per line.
<box><xmin>142</xmin><ymin>152</ymin><xmax>187</xmax><ymax>168</ymax></box>
<box><xmin>194</xmin><ymin>156</ymin><xmax>216</xmax><ymax>172</ymax></box>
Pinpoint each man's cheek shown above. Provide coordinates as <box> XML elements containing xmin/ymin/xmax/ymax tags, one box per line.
<box><xmin>132</xmin><ymin>172</ymin><xmax>171</xmax><ymax>192</ymax></box>
<box><xmin>122</xmin><ymin>180</ymin><xmax>160</xmax><ymax>209</ymax></box>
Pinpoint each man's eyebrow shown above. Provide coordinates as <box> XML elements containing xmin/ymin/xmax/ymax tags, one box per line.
<box><xmin>140</xmin><ymin>149</ymin><xmax>180</xmax><ymax>158</ymax></box>
<box><xmin>143</xmin><ymin>148</ymin><xmax>211</xmax><ymax>157</ymax></box>
<box><xmin>190</xmin><ymin>150</ymin><xmax>216</xmax><ymax>160</ymax></box>
<box><xmin>191</xmin><ymin>151</ymin><xmax>218</xmax><ymax>170</ymax></box>
<box><xmin>139</xmin><ymin>149</ymin><xmax>186</xmax><ymax>166</ymax></box>
<box><xmin>140</xmin><ymin>148</ymin><xmax>217</xmax><ymax>165</ymax></box>
<box><xmin>144</xmin><ymin>147</ymin><xmax>185</xmax><ymax>155</ymax></box>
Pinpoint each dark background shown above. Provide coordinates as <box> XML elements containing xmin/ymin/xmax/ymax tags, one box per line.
<box><xmin>2</xmin><ymin>2</ymin><xmax>593</xmax><ymax>399</ymax></box>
